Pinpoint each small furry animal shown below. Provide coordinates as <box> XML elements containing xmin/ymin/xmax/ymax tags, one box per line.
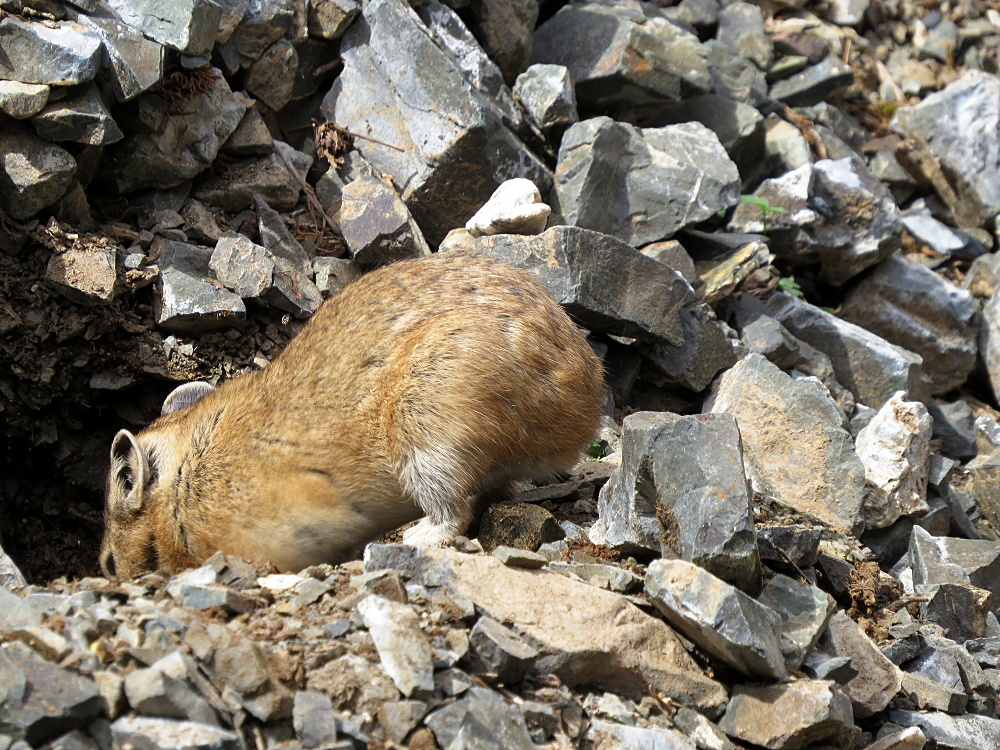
<box><xmin>101</xmin><ymin>251</ymin><xmax>604</xmax><ymax>578</ymax></box>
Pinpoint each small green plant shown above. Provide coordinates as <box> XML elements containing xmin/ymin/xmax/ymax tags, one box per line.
<box><xmin>740</xmin><ymin>194</ymin><xmax>789</xmax><ymax>234</ymax></box>
<box><xmin>586</xmin><ymin>440</ymin><xmax>609</xmax><ymax>459</ymax></box>
<box><xmin>777</xmin><ymin>275</ymin><xmax>804</xmax><ymax>298</ymax></box>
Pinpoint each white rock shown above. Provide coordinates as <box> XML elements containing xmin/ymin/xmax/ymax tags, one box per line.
<box><xmin>465</xmin><ymin>178</ymin><xmax>551</xmax><ymax>237</ymax></box>
<box><xmin>357</xmin><ymin>595</ymin><xmax>435</xmax><ymax>697</ymax></box>
<box><xmin>855</xmin><ymin>391</ymin><xmax>932</xmax><ymax>529</ymax></box>
<box><xmin>257</xmin><ymin>573</ymin><xmax>305</xmax><ymax>591</ymax></box>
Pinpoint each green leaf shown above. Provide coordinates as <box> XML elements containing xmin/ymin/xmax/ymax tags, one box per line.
<box><xmin>778</xmin><ymin>276</ymin><xmax>804</xmax><ymax>297</ymax></box>
<box><xmin>740</xmin><ymin>195</ymin><xmax>770</xmax><ymax>209</ymax></box>
<box><xmin>763</xmin><ymin>205</ymin><xmax>789</xmax><ymax>215</ymax></box>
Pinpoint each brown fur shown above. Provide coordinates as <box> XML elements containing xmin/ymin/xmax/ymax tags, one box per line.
<box><xmin>101</xmin><ymin>251</ymin><xmax>604</xmax><ymax>578</ymax></box>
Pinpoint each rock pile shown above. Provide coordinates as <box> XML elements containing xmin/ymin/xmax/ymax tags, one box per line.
<box><xmin>3</xmin><ymin>0</ymin><xmax>1000</xmax><ymax>746</ymax></box>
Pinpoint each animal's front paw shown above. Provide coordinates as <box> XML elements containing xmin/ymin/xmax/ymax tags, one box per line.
<box><xmin>401</xmin><ymin>518</ymin><xmax>455</xmax><ymax>548</ymax></box>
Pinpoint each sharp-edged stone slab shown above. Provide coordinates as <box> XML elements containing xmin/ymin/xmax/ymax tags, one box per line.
<box><xmin>31</xmin><ymin>83</ymin><xmax>123</xmax><ymax>146</ymax></box>
<box><xmin>357</xmin><ymin>595</ymin><xmax>434</xmax><ymax>698</ymax></box>
<box><xmin>590</xmin><ymin>411</ymin><xmax>761</xmax><ymax>593</ymax></box>
<box><xmin>0</xmin><ymin>123</ymin><xmax>77</xmax><ymax>220</ymax></box>
<box><xmin>101</xmin><ymin>0</ymin><xmax>222</xmax><ymax>55</ymax></box>
<box><xmin>365</xmin><ymin>545</ymin><xmax>727</xmax><ymax>712</ymax></box>
<box><xmin>840</xmin><ymin>254</ymin><xmax>978</xmax><ymax>394</ymax></box>
<box><xmin>512</xmin><ymin>64</ymin><xmax>578</xmax><ymax>133</ymax></box>
<box><xmin>0</xmin><ymin>18</ymin><xmax>101</xmax><ymax>86</ymax></box>
<box><xmin>152</xmin><ymin>239</ymin><xmax>246</xmax><ymax>334</ymax></box>
<box><xmin>766</xmin><ymin>292</ymin><xmax>929</xmax><ymax>409</ymax></box>
<box><xmin>586</xmin><ymin>720</ymin><xmax>698</xmax><ymax>749</ymax></box>
<box><xmin>78</xmin><ymin>16</ymin><xmax>164</xmax><ymax>102</ymax></box>
<box><xmin>0</xmin><ymin>81</ymin><xmax>50</xmax><ymax>119</ymax></box>
<box><xmin>645</xmin><ymin>559</ymin><xmax>787</xmax><ymax>681</ymax></box>
<box><xmin>705</xmin><ymin>353</ymin><xmax>866</xmax><ymax>532</ymax></box>
<box><xmin>551</xmin><ymin>117</ymin><xmax>740</xmax><ymax>247</ymax></box>
<box><xmin>909</xmin><ymin>525</ymin><xmax>1000</xmax><ymax>602</ymax></box>
<box><xmin>109</xmin><ymin>717</ymin><xmax>241</xmax><ymax>750</ymax></box>
<box><xmin>338</xmin><ymin>177</ymin><xmax>431</xmax><ymax>265</ymax></box>
<box><xmin>888</xmin><ymin>710</ymin><xmax>1000</xmax><ymax>750</ymax></box>
<box><xmin>473</xmin><ymin>226</ymin><xmax>694</xmax><ymax>345</ymax></box>
<box><xmin>758</xmin><ymin>574</ymin><xmax>837</xmax><ymax>671</ymax></box>
<box><xmin>819</xmin><ymin>610</ymin><xmax>903</xmax><ymax>718</ymax></box>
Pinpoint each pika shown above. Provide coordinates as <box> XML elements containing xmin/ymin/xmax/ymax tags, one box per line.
<box><xmin>101</xmin><ymin>251</ymin><xmax>604</xmax><ymax>578</ymax></box>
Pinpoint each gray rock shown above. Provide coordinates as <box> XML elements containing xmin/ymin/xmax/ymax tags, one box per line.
<box><xmin>727</xmin><ymin>164</ymin><xmax>820</xmax><ymax>262</ymax></box>
<box><xmin>922</xmin><ymin>584</ymin><xmax>993</xmax><ymax>641</ymax></box>
<box><xmin>824</xmin><ymin>0</ymin><xmax>870</xmax><ymax>25</ymax></box>
<box><xmin>638</xmin><ymin>304</ymin><xmax>738</xmax><ymax>392</ymax></box>
<box><xmin>245</xmin><ymin>39</ymin><xmax>296</xmax><ymax>112</ymax></box>
<box><xmin>909</xmin><ymin>525</ymin><xmax>1000</xmax><ymax>602</ymax></box>
<box><xmin>758</xmin><ymin>574</ymin><xmax>837</xmax><ymax>671</ymax></box>
<box><xmin>894</xmin><ymin>72</ymin><xmax>1000</xmax><ymax>229</ymax></box>
<box><xmin>586</xmin><ymin>720</ymin><xmax>697</xmax><ymax>749</ymax></box>
<box><xmin>0</xmin><ymin>123</ymin><xmax>77</xmax><ymax>220</ymax></box>
<box><xmin>766</xmin><ymin>292</ymin><xmax>928</xmax><ymax>409</ymax></box>
<box><xmin>377</xmin><ymin>700</ymin><xmax>427</xmax><ymax>745</ymax></box>
<box><xmin>545</xmin><ymin>562</ymin><xmax>643</xmax><ymax>593</ymax></box>
<box><xmin>855</xmin><ymin>392</ymin><xmax>932</xmax><ymax>529</ymax></box>
<box><xmin>152</xmin><ymin>239</ymin><xmax>246</xmax><ymax>334</ymax></box>
<box><xmin>551</xmin><ymin>117</ymin><xmax>740</xmax><ymax>247</ymax></box>
<box><xmin>705</xmin><ymin>39</ymin><xmax>769</xmax><ymax>107</ymax></box>
<box><xmin>512</xmin><ymin>64</ymin><xmax>578</xmax><ymax>133</ymax></box>
<box><xmin>729</xmin><ymin>293</ymin><xmax>801</xmax><ymax>369</ymax></box>
<box><xmin>473</xmin><ymin>226</ymin><xmax>694</xmax><ymax>345</ymax></box>
<box><xmin>292</xmin><ymin>691</ymin><xmax>339</xmax><ymax>748</ymax></box>
<box><xmin>221</xmin><ymin>106</ymin><xmax>273</xmax><ymax>159</ymax></box>
<box><xmin>307</xmin><ymin>0</ymin><xmax>359</xmax><ymax>40</ymax></box>
<box><xmin>123</xmin><ymin>667</ymin><xmax>218</xmax><ymax>725</ymax></box>
<box><xmin>312</xmin><ymin>257</ymin><xmax>362</xmax><ymax>298</ymax></box>
<box><xmin>107</xmin><ymin>71</ymin><xmax>246</xmax><ymax>193</ymax></box>
<box><xmin>193</xmin><ymin>141</ymin><xmax>310</xmax><ymax>212</ymax></box>
<box><xmin>109</xmin><ymin>717</ymin><xmax>240</xmax><ymax>750</ymax></box>
<box><xmin>840</xmin><ymin>254</ymin><xmax>978</xmax><ymax>393</ymax></box>
<box><xmin>77</xmin><ymin>16</ymin><xmax>164</xmax><ymax>102</ymax></box>
<box><xmin>0</xmin><ymin>81</ymin><xmax>50</xmax><ymax>119</ymax></box>
<box><xmin>899</xmin><ymin>670</ymin><xmax>967</xmax><ymax>713</ymax></box>
<box><xmin>717</xmin><ymin>2</ymin><xmax>772</xmax><ymax>70</ymax></box>
<box><xmin>770</xmin><ymin>54</ymin><xmax>854</xmax><ymax>106</ymax></box>
<box><xmin>819</xmin><ymin>611</ymin><xmax>903</xmax><ymax>718</ymax></box>
<box><xmin>45</xmin><ymin>241</ymin><xmax>117</xmax><ymax>305</ymax></box>
<box><xmin>804</xmin><ymin>652</ymin><xmax>859</xmax><ymax>684</ymax></box>
<box><xmin>866</xmin><ymin>726</ymin><xmax>930</xmax><ymax>750</ymax></box>
<box><xmin>0</xmin><ymin>18</ymin><xmax>101</xmax><ymax>86</ymax></box>
<box><xmin>216</xmin><ymin>0</ymin><xmax>294</xmax><ymax>73</ymax></box>
<box><xmin>719</xmin><ymin>680</ymin><xmax>855</xmax><ymax>750</ymax></box>
<box><xmin>467</xmin><ymin>616</ymin><xmax>539</xmax><ymax>684</ymax></box>
<box><xmin>0</xmin><ymin>642</ymin><xmax>102</xmax><ymax>746</ymax></box>
<box><xmin>705</xmin><ymin>353</ymin><xmax>866</xmax><ymax>532</ymax></box>
<box><xmin>532</xmin><ymin>3</ymin><xmax>710</xmax><ymax>108</ymax></box>
<box><xmin>465</xmin><ymin>178</ymin><xmax>551</xmax><ymax>237</ymax></box>
<box><xmin>102</xmin><ymin>0</ymin><xmax>221</xmax><ymax>55</ymax></box>
<box><xmin>757</xmin><ymin>524</ymin><xmax>822</xmax><ymax>570</ymax></box>
<box><xmin>591</xmin><ymin>411</ymin><xmax>760</xmax><ymax>593</ymax></box>
<box><xmin>980</xmin><ymin>289</ymin><xmax>1000</xmax><ymax>405</ymax></box>
<box><xmin>462</xmin><ymin>0</ymin><xmax>537</xmax><ymax>85</ymax></box>
<box><xmin>437</xmin><ymin>687</ymin><xmax>535</xmax><ymax>750</ymax></box>
<box><xmin>490</xmin><ymin>546</ymin><xmax>547</xmax><ymax>569</ymax></box>
<box><xmin>365</xmin><ymin>545</ymin><xmax>727</xmax><ymax>712</ymax></box>
<box><xmin>357</xmin><ymin>595</ymin><xmax>434</xmax><ymax>697</ymax></box>
<box><xmin>31</xmin><ymin>84</ymin><xmax>122</xmax><ymax>146</ymax></box>
<box><xmin>0</xmin><ymin>545</ymin><xmax>26</xmax><ymax>590</ymax></box>
<box><xmin>210</xmin><ymin>232</ymin><xmax>274</xmax><ymax>298</ymax></box>
<box><xmin>764</xmin><ymin>114</ymin><xmax>813</xmax><ymax>175</ymax></box>
<box><xmin>645</xmin><ymin>559</ymin><xmax>787</xmax><ymax>681</ymax></box>
<box><xmin>477</xmin><ymin>503</ymin><xmax>563</xmax><ymax>553</ymax></box>
<box><xmin>322</xmin><ymin>0</ymin><xmax>549</xmax><ymax>245</ymax></box>
<box><xmin>871</xmin><ymin>149</ymin><xmax>920</xmax><ymax>205</ymax></box>
<box><xmin>888</xmin><ymin>709</ymin><xmax>1000</xmax><ymax>749</ymax></box>
<box><xmin>255</xmin><ymin>195</ymin><xmax>311</xmax><ymax>277</ymax></box>
<box><xmin>901</xmin><ymin>213</ymin><xmax>969</xmax><ymax>256</ymax></box>
<box><xmin>338</xmin><ymin>177</ymin><xmax>430</xmax><ymax>266</ymax></box>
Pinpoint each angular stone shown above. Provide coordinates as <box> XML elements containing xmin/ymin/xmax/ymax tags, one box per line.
<box><xmin>466</xmin><ymin>178</ymin><xmax>550</xmax><ymax>238</ymax></box>
<box><xmin>638</xmin><ymin>304</ymin><xmax>737</xmax><ymax>392</ymax></box>
<box><xmin>545</xmin><ymin>562</ymin><xmax>643</xmax><ymax>593</ymax></box>
<box><xmin>0</xmin><ymin>545</ymin><xmax>26</xmax><ymax>590</ymax></box>
<box><xmin>727</xmin><ymin>164</ymin><xmax>820</xmax><ymax>262</ymax></box>
<box><xmin>123</xmin><ymin>667</ymin><xmax>218</xmax><ymax>725</ymax></box>
<box><xmin>586</xmin><ymin>720</ymin><xmax>697</xmax><ymax>749</ymax></box>
<box><xmin>31</xmin><ymin>83</ymin><xmax>123</xmax><ymax>146</ymax></box>
<box><xmin>109</xmin><ymin>717</ymin><xmax>240</xmax><ymax>750</ymax></box>
<box><xmin>192</xmin><ymin>142</ymin><xmax>310</xmax><ymax>212</ymax></box>
<box><xmin>901</xmin><ymin>212</ymin><xmax>969</xmax><ymax>256</ymax></box>
<box><xmin>254</xmin><ymin>195</ymin><xmax>311</xmax><ymax>276</ymax></box>
<box><xmin>473</xmin><ymin>226</ymin><xmax>694</xmax><ymax>345</ymax></box>
<box><xmin>357</xmin><ymin>595</ymin><xmax>434</xmax><ymax>697</ymax></box>
<box><xmin>338</xmin><ymin>177</ymin><xmax>430</xmax><ymax>265</ymax></box>
<box><xmin>819</xmin><ymin>611</ymin><xmax>903</xmax><ymax>718</ymax></box>
<box><xmin>533</xmin><ymin>3</ymin><xmax>710</xmax><ymax>108</ymax></box>
<box><xmin>432</xmin><ymin>687</ymin><xmax>535</xmax><ymax>750</ymax></box>
<box><xmin>467</xmin><ymin>616</ymin><xmax>539</xmax><ymax>684</ymax></box>
<box><xmin>292</xmin><ymin>691</ymin><xmax>339</xmax><ymax>748</ymax></box>
<box><xmin>888</xmin><ymin>710</ymin><xmax>1000</xmax><ymax>749</ymax></box>
<box><xmin>366</xmin><ymin>545</ymin><xmax>727</xmax><ymax>711</ymax></box>
<box><xmin>102</xmin><ymin>0</ymin><xmax>221</xmax><ymax>55</ymax></box>
<box><xmin>245</xmin><ymin>38</ymin><xmax>296</xmax><ymax>112</ymax></box>
<box><xmin>840</xmin><ymin>254</ymin><xmax>978</xmax><ymax>393</ymax></box>
<box><xmin>770</xmin><ymin>54</ymin><xmax>854</xmax><ymax>106</ymax></box>
<box><xmin>855</xmin><ymin>392</ymin><xmax>932</xmax><ymax>529</ymax></box>
<box><xmin>490</xmin><ymin>546</ymin><xmax>547</xmax><ymax>569</ymax></box>
<box><xmin>216</xmin><ymin>0</ymin><xmax>293</xmax><ymax>72</ymax></box>
<box><xmin>909</xmin><ymin>526</ymin><xmax>1000</xmax><ymax>602</ymax></box>
<box><xmin>210</xmin><ymin>233</ymin><xmax>274</xmax><ymax>298</ymax></box>
<box><xmin>477</xmin><ymin>503</ymin><xmax>563</xmax><ymax>554</ymax></box>
<box><xmin>78</xmin><ymin>16</ymin><xmax>164</xmax><ymax>102</ymax></box>
<box><xmin>757</xmin><ymin>524</ymin><xmax>822</xmax><ymax>570</ymax></box>
<box><xmin>766</xmin><ymin>292</ymin><xmax>928</xmax><ymax>408</ymax></box>
<box><xmin>0</xmin><ymin>18</ymin><xmax>101</xmax><ymax>86</ymax></box>
<box><xmin>0</xmin><ymin>123</ymin><xmax>77</xmax><ymax>220</ymax></box>
<box><xmin>377</xmin><ymin>700</ymin><xmax>426</xmax><ymax>745</ymax></box>
<box><xmin>591</xmin><ymin>411</ymin><xmax>760</xmax><ymax>593</ymax></box>
<box><xmin>718</xmin><ymin>680</ymin><xmax>855</xmax><ymax>750</ymax></box>
<box><xmin>551</xmin><ymin>117</ymin><xmax>740</xmax><ymax>247</ymax></box>
<box><xmin>894</xmin><ymin>72</ymin><xmax>1000</xmax><ymax>228</ymax></box>
<box><xmin>804</xmin><ymin>652</ymin><xmax>859</xmax><ymax>684</ymax></box>
<box><xmin>758</xmin><ymin>574</ymin><xmax>837</xmax><ymax>671</ymax></box>
<box><xmin>461</xmin><ymin>0</ymin><xmax>537</xmax><ymax>86</ymax></box>
<box><xmin>45</xmin><ymin>242</ymin><xmax>117</xmax><ymax>305</ymax></box>
<box><xmin>0</xmin><ymin>81</ymin><xmax>50</xmax><ymax>119</ymax></box>
<box><xmin>323</xmin><ymin>0</ymin><xmax>549</xmax><ymax>245</ymax></box>
<box><xmin>706</xmin><ymin>39</ymin><xmax>768</xmax><ymax>107</ymax></box>
<box><xmin>645</xmin><ymin>559</ymin><xmax>787</xmax><ymax>681</ymax></box>
<box><xmin>717</xmin><ymin>2</ymin><xmax>772</xmax><ymax>70</ymax></box>
<box><xmin>512</xmin><ymin>64</ymin><xmax>578</xmax><ymax>133</ymax></box>
<box><xmin>923</xmin><ymin>584</ymin><xmax>993</xmax><ymax>642</ymax></box>
<box><xmin>705</xmin><ymin>353</ymin><xmax>866</xmax><ymax>532</ymax></box>
<box><xmin>0</xmin><ymin>642</ymin><xmax>102</xmax><ymax>746</ymax></box>
<box><xmin>107</xmin><ymin>72</ymin><xmax>246</xmax><ymax>193</ymax></box>
<box><xmin>307</xmin><ymin>0</ymin><xmax>359</xmax><ymax>40</ymax></box>
<box><xmin>152</xmin><ymin>240</ymin><xmax>246</xmax><ymax>334</ymax></box>
<box><xmin>980</xmin><ymin>289</ymin><xmax>1000</xmax><ymax>406</ymax></box>
<box><xmin>312</xmin><ymin>257</ymin><xmax>362</xmax><ymax>298</ymax></box>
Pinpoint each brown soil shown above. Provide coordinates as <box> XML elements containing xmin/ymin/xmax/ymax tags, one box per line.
<box><xmin>846</xmin><ymin>560</ymin><xmax>906</xmax><ymax>641</ymax></box>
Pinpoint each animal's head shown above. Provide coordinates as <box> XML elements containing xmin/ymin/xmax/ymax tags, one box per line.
<box><xmin>100</xmin><ymin>381</ymin><xmax>216</xmax><ymax>579</ymax></box>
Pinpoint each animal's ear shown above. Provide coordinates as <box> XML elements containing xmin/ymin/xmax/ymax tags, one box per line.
<box><xmin>109</xmin><ymin>429</ymin><xmax>150</xmax><ymax>516</ymax></box>
<box><xmin>162</xmin><ymin>381</ymin><xmax>215</xmax><ymax>416</ymax></box>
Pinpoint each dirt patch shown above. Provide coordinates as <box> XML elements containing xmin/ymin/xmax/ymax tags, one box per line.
<box><xmin>846</xmin><ymin>560</ymin><xmax>906</xmax><ymax>641</ymax></box>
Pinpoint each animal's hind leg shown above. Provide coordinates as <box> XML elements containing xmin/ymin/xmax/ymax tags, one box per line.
<box><xmin>398</xmin><ymin>447</ymin><xmax>477</xmax><ymax>547</ymax></box>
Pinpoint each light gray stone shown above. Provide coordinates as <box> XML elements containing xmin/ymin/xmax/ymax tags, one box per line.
<box><xmin>78</xmin><ymin>16</ymin><xmax>164</xmax><ymax>102</ymax></box>
<box><xmin>473</xmin><ymin>226</ymin><xmax>695</xmax><ymax>345</ymax></box>
<box><xmin>840</xmin><ymin>254</ymin><xmax>978</xmax><ymax>393</ymax></box>
<box><xmin>338</xmin><ymin>177</ymin><xmax>431</xmax><ymax>266</ymax></box>
<box><xmin>645</xmin><ymin>559</ymin><xmax>787</xmax><ymax>681</ymax></box>
<box><xmin>467</xmin><ymin>616</ymin><xmax>539</xmax><ymax>684</ymax></box>
<box><xmin>31</xmin><ymin>83</ymin><xmax>122</xmax><ymax>146</ymax></box>
<box><xmin>466</xmin><ymin>178</ymin><xmax>550</xmax><ymax>238</ymax></box>
<box><xmin>123</xmin><ymin>667</ymin><xmax>218</xmax><ymax>725</ymax></box>
<box><xmin>193</xmin><ymin>141</ymin><xmax>310</xmax><ymax>212</ymax></box>
<box><xmin>357</xmin><ymin>595</ymin><xmax>434</xmax><ymax>697</ymax></box>
<box><xmin>705</xmin><ymin>353</ymin><xmax>867</xmax><ymax>532</ymax></box>
<box><xmin>0</xmin><ymin>545</ymin><xmax>26</xmax><ymax>590</ymax></box>
<box><xmin>152</xmin><ymin>240</ymin><xmax>246</xmax><ymax>334</ymax></box>
<box><xmin>591</xmin><ymin>411</ymin><xmax>760</xmax><ymax>593</ymax></box>
<box><xmin>292</xmin><ymin>691</ymin><xmax>339</xmax><ymax>748</ymax></box>
<box><xmin>102</xmin><ymin>0</ymin><xmax>221</xmax><ymax>55</ymax></box>
<box><xmin>245</xmin><ymin>38</ymin><xmax>297</xmax><ymax>112</ymax></box>
<box><xmin>552</xmin><ymin>117</ymin><xmax>740</xmax><ymax>247</ymax></box>
<box><xmin>909</xmin><ymin>525</ymin><xmax>1000</xmax><ymax>602</ymax></box>
<box><xmin>888</xmin><ymin>710</ymin><xmax>1000</xmax><ymax>749</ymax></box>
<box><xmin>770</xmin><ymin>54</ymin><xmax>854</xmax><ymax>106</ymax></box>
<box><xmin>312</xmin><ymin>257</ymin><xmax>361</xmax><ymax>298</ymax></box>
<box><xmin>0</xmin><ymin>123</ymin><xmax>76</xmax><ymax>220</ymax></box>
<box><xmin>512</xmin><ymin>64</ymin><xmax>578</xmax><ymax>132</ymax></box>
<box><xmin>0</xmin><ymin>18</ymin><xmax>101</xmax><ymax>86</ymax></box>
<box><xmin>758</xmin><ymin>574</ymin><xmax>837</xmax><ymax>671</ymax></box>
<box><xmin>0</xmin><ymin>81</ymin><xmax>49</xmax><ymax>119</ymax></box>
<box><xmin>587</xmin><ymin>720</ymin><xmax>697</xmax><ymax>749</ymax></box>
<box><xmin>819</xmin><ymin>610</ymin><xmax>903</xmax><ymax>718</ymax></box>
<box><xmin>216</xmin><ymin>0</ymin><xmax>294</xmax><ymax>73</ymax></box>
<box><xmin>307</xmin><ymin>0</ymin><xmax>359</xmax><ymax>40</ymax></box>
<box><xmin>109</xmin><ymin>717</ymin><xmax>240</xmax><ymax>750</ymax></box>
<box><xmin>717</xmin><ymin>2</ymin><xmax>772</xmax><ymax>70</ymax></box>
<box><xmin>638</xmin><ymin>304</ymin><xmax>739</xmax><ymax>391</ymax></box>
<box><xmin>210</xmin><ymin>232</ymin><xmax>274</xmax><ymax>298</ymax></box>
